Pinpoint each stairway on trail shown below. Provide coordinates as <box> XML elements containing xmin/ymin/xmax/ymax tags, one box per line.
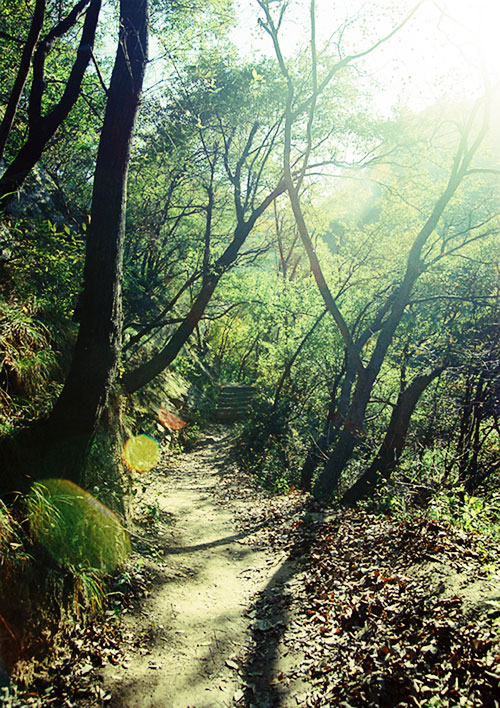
<box><xmin>214</xmin><ymin>383</ymin><xmax>256</xmax><ymax>423</ymax></box>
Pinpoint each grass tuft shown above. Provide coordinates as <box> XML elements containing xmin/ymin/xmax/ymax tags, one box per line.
<box><xmin>27</xmin><ymin>479</ymin><xmax>131</xmax><ymax>575</ymax></box>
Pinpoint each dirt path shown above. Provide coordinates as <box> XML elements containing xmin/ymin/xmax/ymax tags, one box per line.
<box><xmin>96</xmin><ymin>429</ymin><xmax>306</xmax><ymax>708</ymax></box>
<box><xmin>69</xmin><ymin>428</ymin><xmax>500</xmax><ymax>708</ymax></box>
<box><xmin>17</xmin><ymin>429</ymin><xmax>500</xmax><ymax>707</ymax></box>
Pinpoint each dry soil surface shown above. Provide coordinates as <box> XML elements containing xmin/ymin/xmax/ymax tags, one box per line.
<box><xmin>65</xmin><ymin>429</ymin><xmax>500</xmax><ymax>708</ymax></box>
<box><xmin>95</xmin><ymin>429</ymin><xmax>306</xmax><ymax>708</ymax></box>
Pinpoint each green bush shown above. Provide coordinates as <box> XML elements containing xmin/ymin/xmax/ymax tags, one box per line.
<box><xmin>237</xmin><ymin>396</ymin><xmax>307</xmax><ymax>493</ymax></box>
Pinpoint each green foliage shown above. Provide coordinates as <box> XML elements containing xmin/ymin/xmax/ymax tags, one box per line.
<box><xmin>236</xmin><ymin>396</ymin><xmax>307</xmax><ymax>493</ymax></box>
<box><xmin>6</xmin><ymin>218</ymin><xmax>84</xmax><ymax>321</ymax></box>
<box><xmin>207</xmin><ymin>263</ymin><xmax>341</xmax><ymax>494</ymax></box>
<box><xmin>0</xmin><ymin>297</ymin><xmax>59</xmax><ymax>431</ymax></box>
<box><xmin>0</xmin><ymin>299</ymin><xmax>53</xmax><ymax>389</ymax></box>
<box><xmin>27</xmin><ymin>479</ymin><xmax>131</xmax><ymax>575</ymax></box>
<box><xmin>0</xmin><ymin>500</ymin><xmax>32</xmax><ymax>577</ymax></box>
<box><xmin>74</xmin><ymin>568</ymin><xmax>106</xmax><ymax>613</ymax></box>
<box><xmin>429</xmin><ymin>488</ymin><xmax>500</xmax><ymax>542</ymax></box>
<box><xmin>122</xmin><ymin>49</ymin><xmax>288</xmax><ymax>355</ymax></box>
<box><xmin>1</xmin><ymin>1</ymin><xmax>500</xmax><ymax>697</ymax></box>
<box><xmin>0</xmin><ymin>218</ymin><xmax>84</xmax><ymax>431</ymax></box>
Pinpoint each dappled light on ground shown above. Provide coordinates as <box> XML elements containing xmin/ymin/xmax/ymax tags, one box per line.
<box><xmin>89</xmin><ymin>430</ymin><xmax>299</xmax><ymax>708</ymax></box>
<box><xmin>16</xmin><ymin>433</ymin><xmax>500</xmax><ymax>707</ymax></box>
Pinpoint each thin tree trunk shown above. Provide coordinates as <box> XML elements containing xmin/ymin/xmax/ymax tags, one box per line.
<box><xmin>272</xmin><ymin>309</ymin><xmax>326</xmax><ymax>412</ymax></box>
<box><xmin>259</xmin><ymin>0</ymin><xmax>488</xmax><ymax>501</ymax></box>
<box><xmin>0</xmin><ymin>0</ymin><xmax>46</xmax><ymax>161</ymax></box>
<box><xmin>0</xmin><ymin>0</ymin><xmax>101</xmax><ymax>211</ymax></box>
<box><xmin>237</xmin><ymin>334</ymin><xmax>260</xmax><ymax>381</ymax></box>
<box><xmin>461</xmin><ymin>373</ymin><xmax>486</xmax><ymax>491</ymax></box>
<box><xmin>342</xmin><ymin>367</ymin><xmax>444</xmax><ymax>505</ymax></box>
<box><xmin>451</xmin><ymin>370</ymin><xmax>473</xmax><ymax>477</ymax></box>
<box><xmin>41</xmin><ymin>0</ymin><xmax>148</xmax><ymax>483</ymax></box>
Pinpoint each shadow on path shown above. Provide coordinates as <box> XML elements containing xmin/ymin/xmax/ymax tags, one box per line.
<box><xmin>161</xmin><ymin>504</ymin><xmax>308</xmax><ymax>555</ymax></box>
<box><xmin>241</xmin><ymin>508</ymin><xmax>326</xmax><ymax>708</ymax></box>
<box><xmin>112</xmin><ymin>430</ymin><xmax>325</xmax><ymax>708</ymax></box>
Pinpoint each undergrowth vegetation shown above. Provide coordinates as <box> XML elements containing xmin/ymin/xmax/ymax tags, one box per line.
<box><xmin>27</xmin><ymin>479</ymin><xmax>130</xmax><ymax>576</ymax></box>
<box><xmin>236</xmin><ymin>397</ymin><xmax>308</xmax><ymax>493</ymax></box>
<box><xmin>0</xmin><ymin>220</ymin><xmax>132</xmax><ymax>689</ymax></box>
<box><xmin>0</xmin><ymin>218</ymin><xmax>84</xmax><ymax>434</ymax></box>
<box><xmin>0</xmin><ymin>300</ymin><xmax>58</xmax><ymax>433</ymax></box>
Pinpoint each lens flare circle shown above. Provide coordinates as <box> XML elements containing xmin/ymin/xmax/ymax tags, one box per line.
<box><xmin>28</xmin><ymin>478</ymin><xmax>130</xmax><ymax>573</ymax></box>
<box><xmin>123</xmin><ymin>434</ymin><xmax>160</xmax><ymax>472</ymax></box>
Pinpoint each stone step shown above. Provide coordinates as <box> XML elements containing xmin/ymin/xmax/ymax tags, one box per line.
<box><xmin>216</xmin><ymin>405</ymin><xmax>252</xmax><ymax>413</ymax></box>
<box><xmin>214</xmin><ymin>384</ymin><xmax>256</xmax><ymax>423</ymax></box>
<box><xmin>218</xmin><ymin>393</ymin><xmax>254</xmax><ymax>401</ymax></box>
<box><xmin>218</xmin><ymin>394</ymin><xmax>254</xmax><ymax>404</ymax></box>
<box><xmin>215</xmin><ymin>411</ymin><xmax>246</xmax><ymax>423</ymax></box>
<box><xmin>215</xmin><ymin>406</ymin><xmax>252</xmax><ymax>416</ymax></box>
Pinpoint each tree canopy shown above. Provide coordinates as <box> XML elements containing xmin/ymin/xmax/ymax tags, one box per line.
<box><xmin>0</xmin><ymin>0</ymin><xmax>498</xmax><ymax>502</ymax></box>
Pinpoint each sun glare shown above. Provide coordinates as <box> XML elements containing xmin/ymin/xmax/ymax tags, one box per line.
<box><xmin>234</xmin><ymin>0</ymin><xmax>500</xmax><ymax>111</ymax></box>
<box><xmin>438</xmin><ymin>0</ymin><xmax>500</xmax><ymax>77</ymax></box>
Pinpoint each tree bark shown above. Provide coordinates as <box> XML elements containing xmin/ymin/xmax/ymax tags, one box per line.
<box><xmin>342</xmin><ymin>367</ymin><xmax>444</xmax><ymax>505</ymax></box>
<box><xmin>300</xmin><ymin>295</ymin><xmax>395</xmax><ymax>490</ymax></box>
<box><xmin>40</xmin><ymin>0</ymin><xmax>148</xmax><ymax>483</ymax></box>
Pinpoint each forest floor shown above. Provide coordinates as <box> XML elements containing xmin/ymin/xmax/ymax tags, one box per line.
<box><xmin>19</xmin><ymin>428</ymin><xmax>500</xmax><ymax>708</ymax></box>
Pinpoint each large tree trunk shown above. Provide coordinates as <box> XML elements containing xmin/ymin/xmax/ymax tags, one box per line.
<box><xmin>342</xmin><ymin>367</ymin><xmax>444</xmax><ymax>505</ymax></box>
<box><xmin>0</xmin><ymin>0</ymin><xmax>101</xmax><ymax>211</ymax></box>
<box><xmin>300</xmin><ymin>296</ymin><xmax>395</xmax><ymax>491</ymax></box>
<box><xmin>40</xmin><ymin>0</ymin><xmax>148</xmax><ymax>483</ymax></box>
<box><xmin>313</xmin><ymin>366</ymin><xmax>376</xmax><ymax>498</ymax></box>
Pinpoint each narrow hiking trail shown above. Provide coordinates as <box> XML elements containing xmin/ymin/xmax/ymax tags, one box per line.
<box><xmin>35</xmin><ymin>429</ymin><xmax>500</xmax><ymax>708</ymax></box>
<box><xmin>91</xmin><ymin>429</ymin><xmax>308</xmax><ymax>708</ymax></box>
